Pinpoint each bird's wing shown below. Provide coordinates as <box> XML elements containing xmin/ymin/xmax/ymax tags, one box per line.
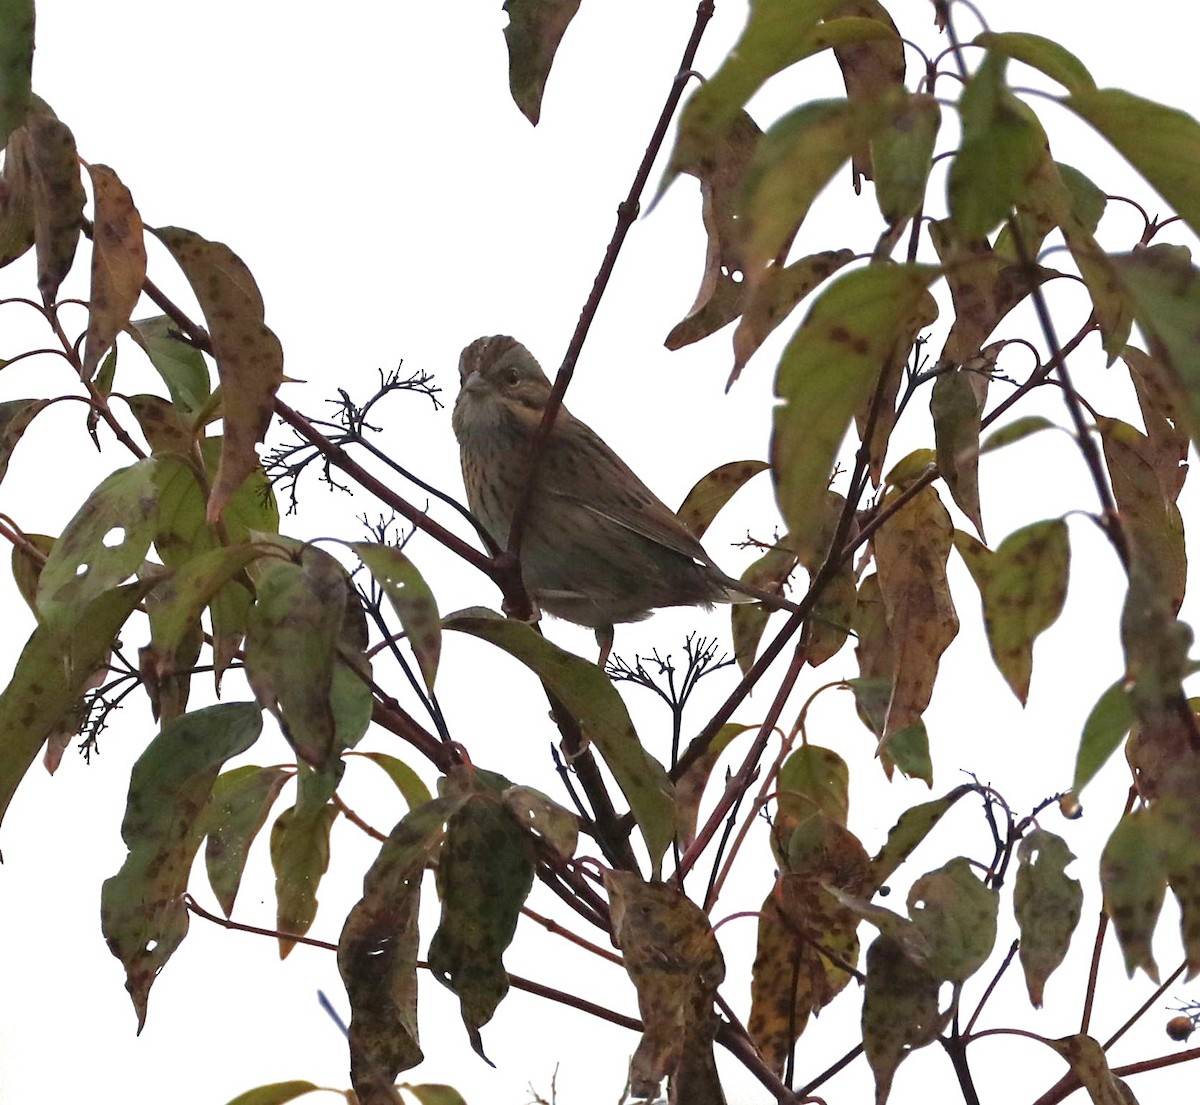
<box><xmin>543</xmin><ymin>421</ymin><xmax>716</xmax><ymax>566</ymax></box>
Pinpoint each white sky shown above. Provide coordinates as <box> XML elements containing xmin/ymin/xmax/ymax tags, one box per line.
<box><xmin>2</xmin><ymin>2</ymin><xmax>1200</xmax><ymax>1104</ymax></box>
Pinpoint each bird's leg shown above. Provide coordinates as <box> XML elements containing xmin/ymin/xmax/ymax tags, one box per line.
<box><xmin>595</xmin><ymin>624</ymin><xmax>615</xmax><ymax>669</ymax></box>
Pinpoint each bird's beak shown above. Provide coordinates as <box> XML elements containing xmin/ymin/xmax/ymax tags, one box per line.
<box><xmin>460</xmin><ymin>371</ymin><xmax>488</xmax><ymax>397</ymax></box>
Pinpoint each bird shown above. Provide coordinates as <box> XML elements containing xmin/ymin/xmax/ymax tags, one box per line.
<box><xmin>452</xmin><ymin>335</ymin><xmax>777</xmax><ymax>660</ymax></box>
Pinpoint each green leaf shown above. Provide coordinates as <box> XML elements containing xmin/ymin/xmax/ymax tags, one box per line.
<box><xmin>777</xmin><ymin>745</ymin><xmax>849</xmax><ymax>827</ymax></box>
<box><xmin>948</xmin><ymin>53</ymin><xmax>1047</xmax><ymax>238</ymax></box>
<box><xmin>1100</xmin><ymin>808</ymin><xmax>1167</xmax><ymax>980</ymax></box>
<box><xmin>0</xmin><ymin>397</ymin><xmax>49</xmax><ymax>485</ymax></box>
<box><xmin>0</xmin><ymin>0</ymin><xmax>33</xmax><ymax>146</ymax></box>
<box><xmin>351</xmin><ymin>751</ymin><xmax>433</xmax><ymax>811</ymax></box>
<box><xmin>10</xmin><ymin>531</ymin><xmax>53</xmax><ymax>614</ymax></box>
<box><xmin>129</xmin><ymin>315</ymin><xmax>212</xmax><ymax>414</ymax></box>
<box><xmin>675</xmin><ymin>459</ymin><xmax>768</xmax><ymax>540</ymax></box>
<box><xmin>35</xmin><ymin>458</ymin><xmax>159</xmax><ymax>630</ymax></box>
<box><xmin>82</xmin><ymin>165</ymin><xmax>147</xmax><ymax>380</ymax></box>
<box><xmin>973</xmin><ymin>32</ymin><xmax>1096</xmax><ymax>95</ymax></box>
<box><xmin>444</xmin><ymin>610</ymin><xmax>675</xmax><ymax>873</ymax></box>
<box><xmin>428</xmin><ymin>787</ymin><xmax>535</xmax><ymax>1050</ymax></box>
<box><xmin>771</xmin><ymin>263</ymin><xmax>939</xmax><ymax>541</ymax></box>
<box><xmin>101</xmin><ymin>702</ymin><xmax>263</xmax><ymax>1027</ymax></box>
<box><xmin>0</xmin><ymin>580</ymin><xmax>154</xmax><ymax>839</ymax></box>
<box><xmin>1014</xmin><ymin>829</ymin><xmax>1083</xmax><ymax>1006</ymax></box>
<box><xmin>980</xmin><ymin>414</ymin><xmax>1057</xmax><ymax>454</ymax></box>
<box><xmin>154</xmin><ymin>227</ymin><xmax>284</xmax><ymax>522</ymax></box>
<box><xmin>870</xmin><ymin>785</ymin><xmax>974</xmax><ymax>891</ymax></box>
<box><xmin>399</xmin><ymin>1086</ymin><xmax>469</xmax><ymax>1105</ymax></box>
<box><xmin>270</xmin><ymin>776</ymin><xmax>338</xmax><ymax>956</ymax></box>
<box><xmin>352</xmin><ymin>542</ymin><xmax>440</xmax><ymax>691</ymax></box>
<box><xmin>931</xmin><ymin>367</ymin><xmax>988</xmax><ymax>539</ymax></box>
<box><xmin>974</xmin><ymin>519</ymin><xmax>1071</xmax><ymax>704</ymax></box>
<box><xmin>502</xmin><ymin>0</ymin><xmax>581</xmax><ymax>126</ymax></box>
<box><xmin>665</xmin><ymin>0</ymin><xmax>886</xmax><ymax>186</ymax></box>
<box><xmin>203</xmin><ymin>764</ymin><xmax>292</xmax><ymax>916</ymax></box>
<box><xmin>871</xmin><ymin>92</ymin><xmax>940</xmax><ymax>224</ymax></box>
<box><xmin>245</xmin><ymin>549</ymin><xmax>346</xmax><ymax>768</ymax></box>
<box><xmin>907</xmin><ymin>857</ymin><xmax>999</xmax><ymax>982</ymax></box>
<box><xmin>1072</xmin><ymin>679</ymin><xmax>1133</xmax><ymax>796</ymax></box>
<box><xmin>862</xmin><ymin>935</ymin><xmax>944</xmax><ymax>1104</ymax></box>
<box><xmin>1066</xmin><ymin>88</ymin><xmax>1200</xmax><ymax>241</ymax></box>
<box><xmin>339</xmin><ymin>798</ymin><xmax>453</xmax><ymax>1098</ymax></box>
<box><xmin>1112</xmin><ymin>244</ymin><xmax>1200</xmax><ymax>452</ymax></box>
<box><xmin>1046</xmin><ymin>1035</ymin><xmax>1139</xmax><ymax>1105</ymax></box>
<box><xmin>885</xmin><ymin>721</ymin><xmax>933</xmax><ymax>787</ymax></box>
<box><xmin>221</xmin><ymin>1081</ymin><xmax>323</xmax><ymax>1105</ymax></box>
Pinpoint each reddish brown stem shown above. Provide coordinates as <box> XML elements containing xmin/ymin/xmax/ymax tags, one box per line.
<box><xmin>504</xmin><ymin>0</ymin><xmax>716</xmax><ymax>574</ymax></box>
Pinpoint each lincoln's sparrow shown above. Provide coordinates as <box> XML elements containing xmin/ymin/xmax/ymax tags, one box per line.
<box><xmin>453</xmin><ymin>336</ymin><xmax>739</xmax><ymax>648</ymax></box>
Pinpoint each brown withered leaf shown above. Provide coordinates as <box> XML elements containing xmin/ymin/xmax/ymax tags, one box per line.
<box><xmin>829</xmin><ymin>0</ymin><xmax>905</xmax><ymax>184</ymax></box>
<box><xmin>502</xmin><ymin>0</ymin><xmax>581</xmax><ymax>126</ymax></box>
<box><xmin>1100</xmin><ymin>417</ymin><xmax>1187</xmax><ymax>616</ymax></box>
<box><xmin>872</xmin><ymin>486</ymin><xmax>959</xmax><ymax>746</ymax></box>
<box><xmin>930</xmin><ymin>218</ymin><xmax>1058</xmax><ymax>368</ymax></box>
<box><xmin>666</xmin><ymin>110</ymin><xmax>763</xmax><ymax>350</ymax></box>
<box><xmin>1122</xmin><ymin>345</ymin><xmax>1190</xmax><ymax>499</ymax></box>
<box><xmin>748</xmin><ymin>817</ymin><xmax>867</xmax><ymax>1073</ymax></box>
<box><xmin>605</xmin><ymin>871</ymin><xmax>726</xmax><ymax>1104</ymax></box>
<box><xmin>154</xmin><ymin>227</ymin><xmax>284</xmax><ymax>522</ymax></box>
<box><xmin>1047</xmin><ymin>1034</ymin><xmax>1141</xmax><ymax>1105</ymax></box>
<box><xmin>26</xmin><ymin>113</ymin><xmax>85</xmax><ymax>305</ymax></box>
<box><xmin>0</xmin><ymin>124</ymin><xmax>34</xmax><ymax>267</ymax></box>
<box><xmin>730</xmin><ymin>249</ymin><xmax>855</xmax><ymax>383</ymax></box>
<box><xmin>82</xmin><ymin>165</ymin><xmax>146</xmax><ymax>380</ymax></box>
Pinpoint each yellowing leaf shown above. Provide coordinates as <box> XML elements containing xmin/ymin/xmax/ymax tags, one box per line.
<box><xmin>869</xmin><ymin>785</ymin><xmax>974</xmax><ymax>891</ymax></box>
<box><xmin>1014</xmin><ymin>829</ymin><xmax>1083</xmax><ymax>1006</ymax></box>
<box><xmin>771</xmin><ymin>263</ymin><xmax>939</xmax><ymax>541</ymax></box>
<box><xmin>872</xmin><ymin>485</ymin><xmax>959</xmax><ymax>742</ymax></box>
<box><xmin>220</xmin><ymin>1081</ymin><xmax>323</xmax><ymax>1105</ymax></box>
<box><xmin>675</xmin><ymin>459</ymin><xmax>768</xmax><ymax>540</ymax></box>
<box><xmin>270</xmin><ymin>775</ymin><xmax>338</xmax><ymax>956</ymax></box>
<box><xmin>1101</xmin><ymin>809</ymin><xmax>1167</xmax><ymax>980</ymax></box>
<box><xmin>731</xmin><ymin>248</ymin><xmax>855</xmax><ymax>382</ymax></box>
<box><xmin>1047</xmin><ymin>1034</ymin><xmax>1141</xmax><ymax>1105</ymax></box>
<box><xmin>82</xmin><ymin>165</ymin><xmax>146</xmax><ymax>380</ymax></box>
<box><xmin>974</xmin><ymin>519</ymin><xmax>1070</xmax><ymax>704</ymax></box>
<box><xmin>101</xmin><ymin>702</ymin><xmax>263</xmax><ymax>1028</ymax></box>
<box><xmin>0</xmin><ymin>124</ymin><xmax>35</xmax><ymax>267</ymax></box>
<box><xmin>675</xmin><ymin>722</ymin><xmax>751</xmax><ymax>849</ymax></box>
<box><xmin>974</xmin><ymin>32</ymin><xmax>1096</xmax><ymax>95</ymax></box>
<box><xmin>502</xmin><ymin>0</ymin><xmax>581</xmax><ymax>126</ymax></box>
<box><xmin>154</xmin><ymin>227</ymin><xmax>284</xmax><ymax>523</ymax></box>
<box><xmin>1066</xmin><ymin>87</ymin><xmax>1200</xmax><ymax>241</ymax></box>
<box><xmin>777</xmin><ymin>744</ymin><xmax>850</xmax><ymax>828</ymax></box>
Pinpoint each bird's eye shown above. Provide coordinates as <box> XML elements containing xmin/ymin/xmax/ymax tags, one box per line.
<box><xmin>505</xmin><ymin>367</ymin><xmax>520</xmax><ymax>387</ymax></box>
